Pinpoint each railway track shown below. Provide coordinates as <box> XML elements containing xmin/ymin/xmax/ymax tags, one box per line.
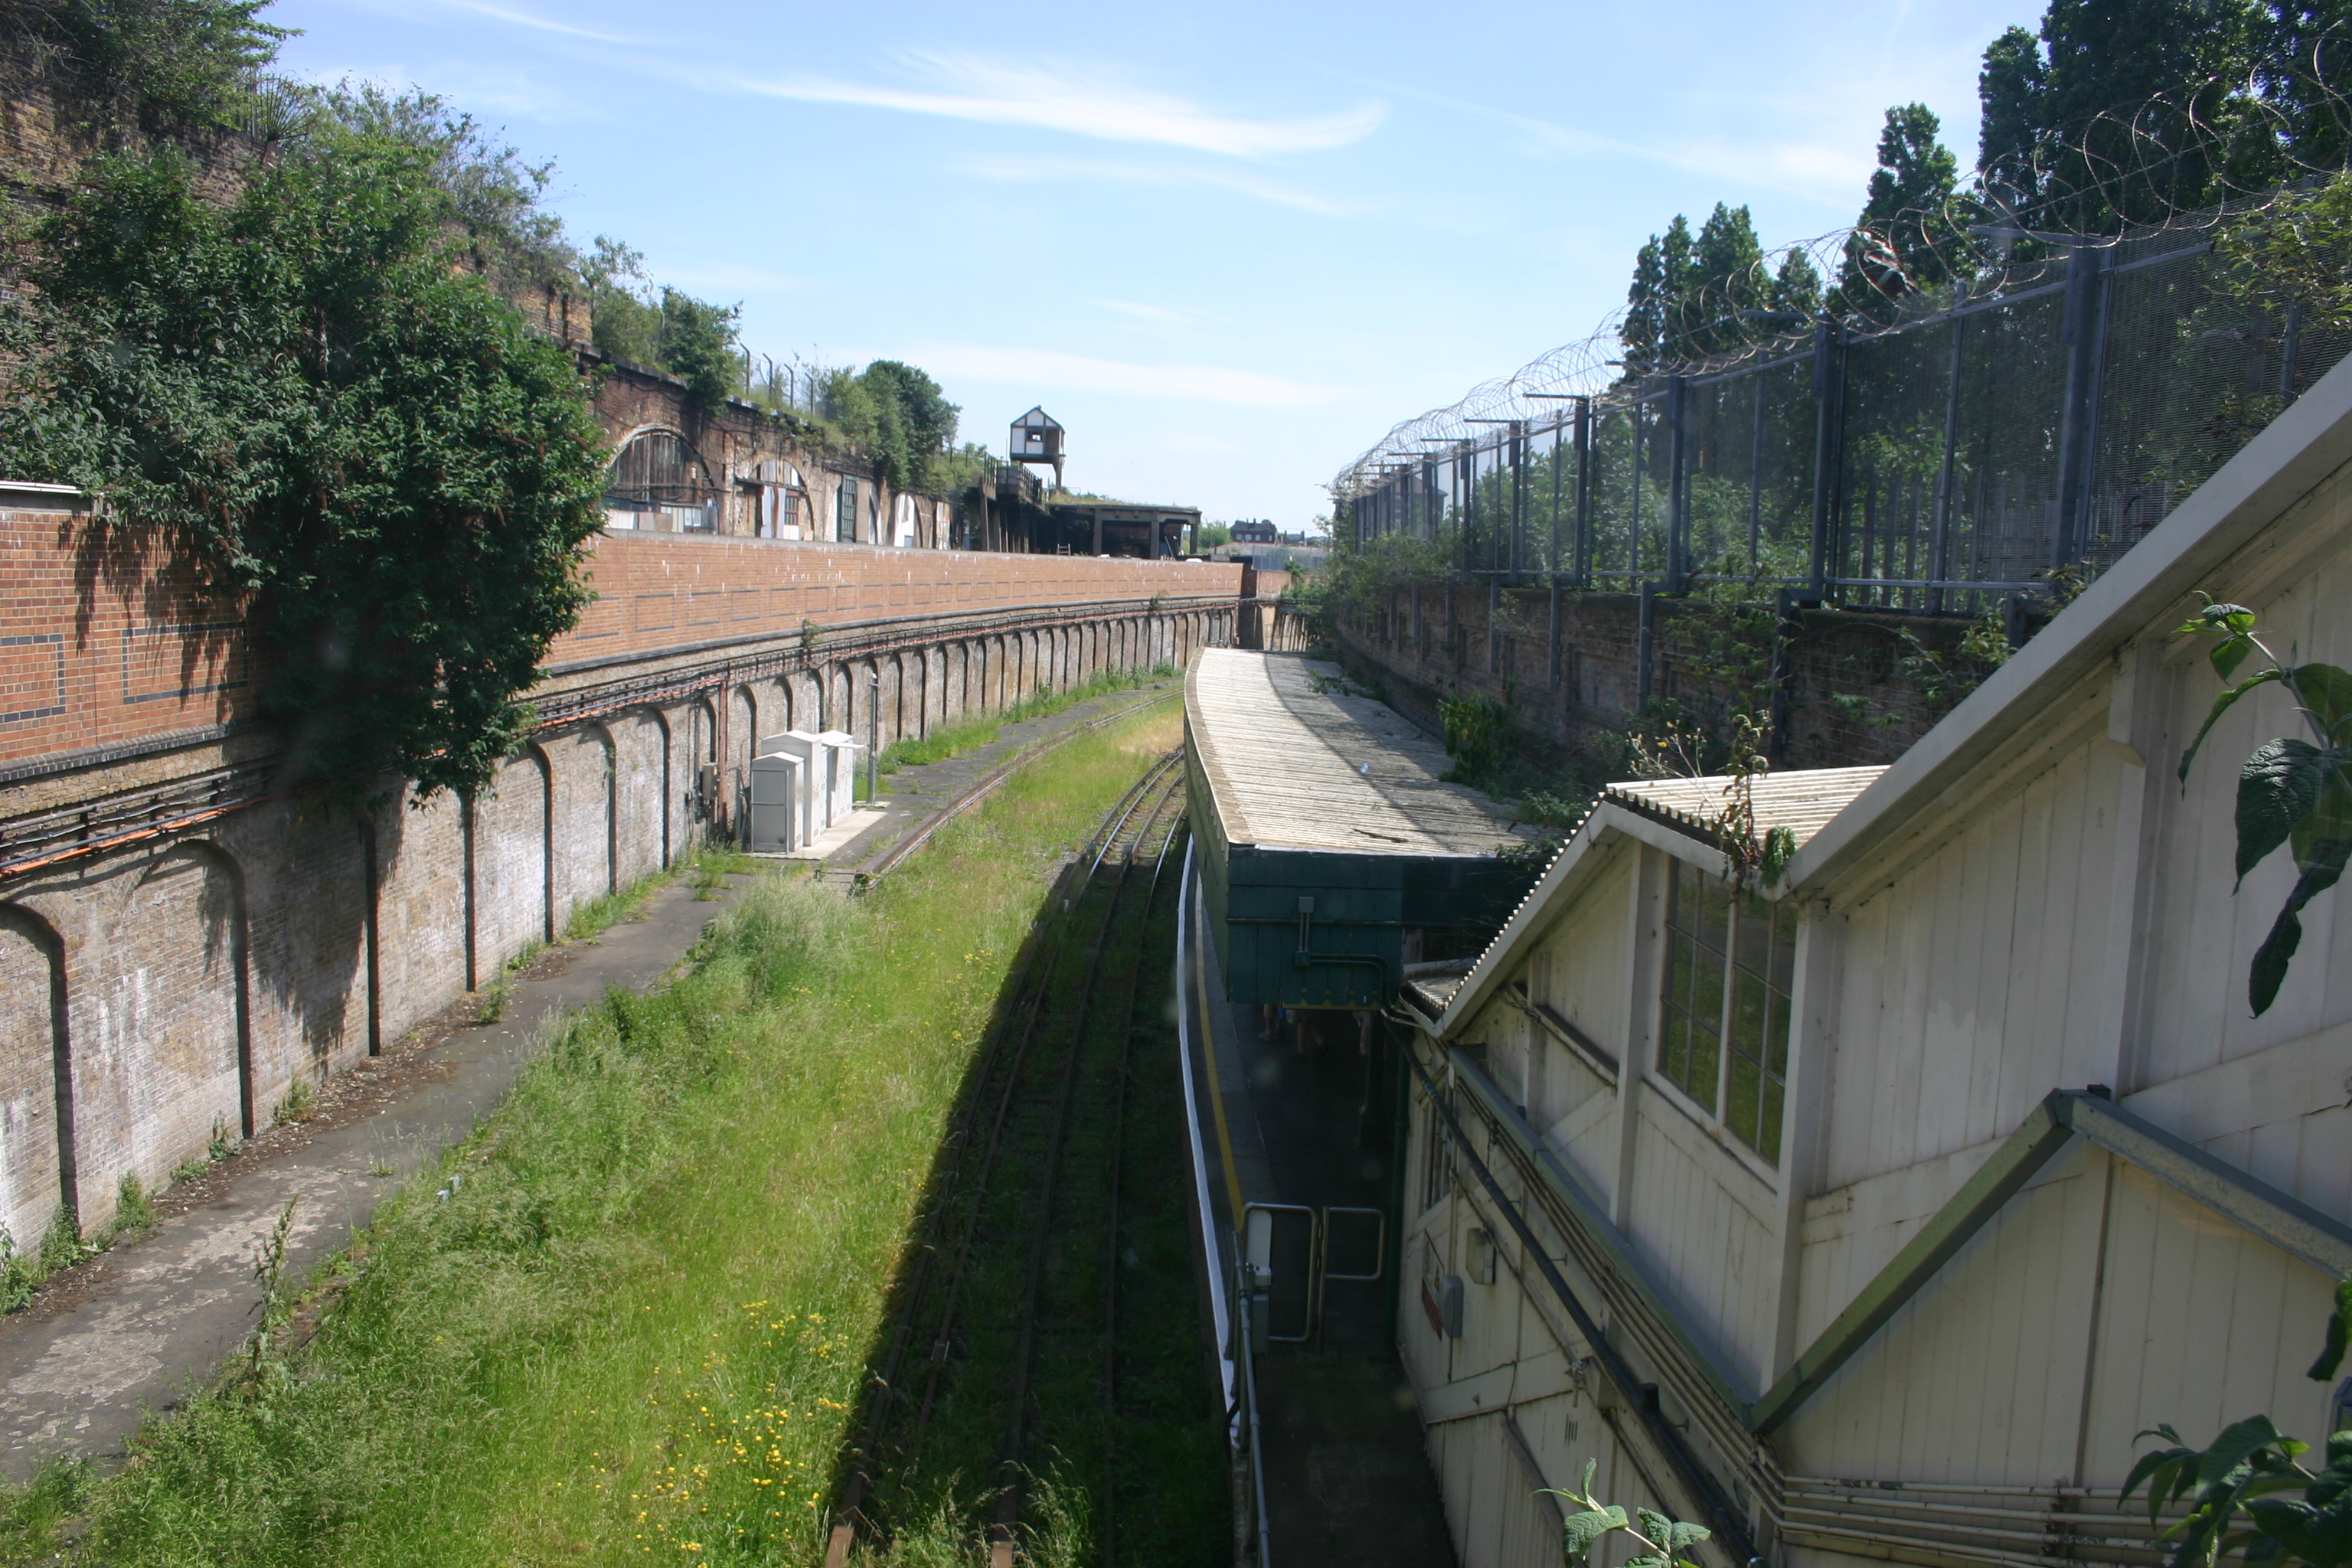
<box><xmin>844</xmin><ymin>686</ymin><xmax>1180</xmax><ymax>884</ymax></box>
<box><xmin>827</xmin><ymin>750</ymin><xmax>1197</xmax><ymax>1567</ymax></box>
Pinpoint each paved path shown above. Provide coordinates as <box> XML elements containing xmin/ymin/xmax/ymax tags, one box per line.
<box><xmin>0</xmin><ymin>871</ymin><xmax>756</xmax><ymax>1481</ymax></box>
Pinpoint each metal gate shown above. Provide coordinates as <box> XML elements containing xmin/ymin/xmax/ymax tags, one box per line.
<box><xmin>1243</xmin><ymin>1203</ymin><xmax>1388</xmax><ymax>1345</ymax></box>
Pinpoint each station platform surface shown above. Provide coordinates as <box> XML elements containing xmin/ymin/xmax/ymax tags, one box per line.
<box><xmin>1185</xmin><ymin>866</ymin><xmax>1456</xmax><ymax>1567</ymax></box>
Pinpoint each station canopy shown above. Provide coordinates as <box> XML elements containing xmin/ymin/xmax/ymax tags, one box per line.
<box><xmin>1185</xmin><ymin>649</ymin><xmax>1536</xmax><ymax>1009</ymax></box>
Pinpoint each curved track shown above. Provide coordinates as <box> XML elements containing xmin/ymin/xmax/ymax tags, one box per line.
<box><xmin>849</xmin><ymin>688</ymin><xmax>1178</xmax><ymax>883</ymax></box>
<box><xmin>827</xmin><ymin>752</ymin><xmax>1194</xmax><ymax>1566</ymax></box>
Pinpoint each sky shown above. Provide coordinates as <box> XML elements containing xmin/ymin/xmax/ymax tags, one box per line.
<box><xmin>272</xmin><ymin>0</ymin><xmax>2034</xmax><ymax>528</ymax></box>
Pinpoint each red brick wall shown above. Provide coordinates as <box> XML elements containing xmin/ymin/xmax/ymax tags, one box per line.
<box><xmin>0</xmin><ymin>501</ymin><xmax>254</xmax><ymax>768</ymax></box>
<box><xmin>0</xmin><ymin>500</ymin><xmax>1242</xmax><ymax>768</ymax></box>
<box><xmin>557</xmin><ymin>532</ymin><xmax>1242</xmax><ymax>663</ymax></box>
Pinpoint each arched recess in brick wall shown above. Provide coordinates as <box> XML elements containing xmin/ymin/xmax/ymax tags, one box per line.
<box><xmin>120</xmin><ymin>841</ymin><xmax>254</xmax><ymax>1167</ymax></box>
<box><xmin>0</xmin><ymin>904</ymin><xmax>74</xmax><ymax>1251</ymax></box>
<box><xmin>611</xmin><ymin>708</ymin><xmax>668</xmax><ymax>880</ymax></box>
<box><xmin>470</xmin><ymin>750</ymin><xmax>551</xmax><ymax>974</ymax></box>
<box><xmin>733</xmin><ymin>685</ymin><xmax>758</xmax><ymax>778</ymax></box>
<box><xmin>690</xmin><ymin>697</ymin><xmax>720</xmax><ymax>844</ymax></box>
<box><xmin>766</xmin><ymin>677</ymin><xmax>794</xmax><ymax>741</ymax></box>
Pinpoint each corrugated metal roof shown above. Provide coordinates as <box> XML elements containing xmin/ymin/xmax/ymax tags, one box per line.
<box><xmin>1603</xmin><ymin>766</ymin><xmax>1888</xmax><ymax>849</ymax></box>
<box><xmin>1187</xmin><ymin>648</ymin><xmax>1517</xmax><ymax>857</ymax></box>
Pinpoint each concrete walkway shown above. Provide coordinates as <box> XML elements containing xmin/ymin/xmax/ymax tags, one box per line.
<box><xmin>0</xmin><ymin>870</ymin><xmax>756</xmax><ymax>1481</ymax></box>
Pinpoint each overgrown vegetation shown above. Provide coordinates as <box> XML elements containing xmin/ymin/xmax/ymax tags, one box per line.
<box><xmin>0</xmin><ymin>0</ymin><xmax>286</xmax><ymax>137</ymax></box>
<box><xmin>8</xmin><ymin>704</ymin><xmax>1189</xmax><ymax>1565</ymax></box>
<box><xmin>0</xmin><ymin>111</ymin><xmax>609</xmax><ymax>803</ymax></box>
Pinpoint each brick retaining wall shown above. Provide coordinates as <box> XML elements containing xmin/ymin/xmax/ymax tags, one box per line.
<box><xmin>1331</xmin><ymin>580</ymin><xmax>2001</xmax><ymax>776</ymax></box>
<box><xmin>0</xmin><ymin>495</ymin><xmax>1242</xmax><ymax>1241</ymax></box>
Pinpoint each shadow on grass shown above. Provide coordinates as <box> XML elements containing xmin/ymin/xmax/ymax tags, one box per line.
<box><xmin>827</xmin><ymin>818</ymin><xmax>1227</xmax><ymax>1566</ymax></box>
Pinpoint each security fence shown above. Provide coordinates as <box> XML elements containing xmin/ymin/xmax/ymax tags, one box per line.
<box><xmin>1338</xmin><ymin>204</ymin><xmax>2352</xmax><ymax>617</ymax></box>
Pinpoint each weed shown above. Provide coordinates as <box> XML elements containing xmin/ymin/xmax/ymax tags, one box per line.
<box><xmin>0</xmin><ymin>1453</ymin><xmax>92</xmax><ymax>1559</ymax></box>
<box><xmin>0</xmin><ymin>1230</ymin><xmax>35</xmax><ymax>1312</ymax></box>
<box><xmin>368</xmin><ymin>1162</ymin><xmax>397</xmax><ymax>1178</ymax></box>
<box><xmin>36</xmin><ymin>1206</ymin><xmax>93</xmax><ymax>1276</ymax></box>
<box><xmin>64</xmin><ymin>702</ymin><xmax>1215</xmax><ymax>1566</ymax></box>
<box><xmin>271</xmin><ymin>1076</ymin><xmax>317</xmax><ymax>1126</ymax></box>
<box><xmin>238</xmin><ymin>1198</ymin><xmax>297</xmax><ymax>1390</ymax></box>
<box><xmin>111</xmin><ymin>1171</ymin><xmax>157</xmax><ymax>1236</ymax></box>
<box><xmin>207</xmin><ymin>1116</ymin><xmax>236</xmax><ymax>1162</ymax></box>
<box><xmin>169</xmin><ymin>1157</ymin><xmax>209</xmax><ymax>1188</ymax></box>
<box><xmin>475</xmin><ymin>975</ymin><xmax>514</xmax><ymax>1024</ymax></box>
<box><xmin>562</xmin><ymin>862</ymin><xmax>678</xmax><ymax>941</ymax></box>
<box><xmin>503</xmin><ymin>938</ymin><xmax>543</xmax><ymax>972</ymax></box>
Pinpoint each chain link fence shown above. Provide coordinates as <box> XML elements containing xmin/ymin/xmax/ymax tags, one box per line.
<box><xmin>1339</xmin><ymin>202</ymin><xmax>2352</xmax><ymax>619</ymax></box>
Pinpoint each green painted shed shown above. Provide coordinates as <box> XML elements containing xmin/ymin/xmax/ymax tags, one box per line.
<box><xmin>1184</xmin><ymin>649</ymin><xmax>1536</xmax><ymax>1009</ymax></box>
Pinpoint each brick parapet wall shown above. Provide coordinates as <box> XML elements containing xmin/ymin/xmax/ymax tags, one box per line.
<box><xmin>1331</xmin><ymin>580</ymin><xmax>1993</xmax><ymax>776</ymax></box>
<box><xmin>0</xmin><ymin>501</ymin><xmax>1240</xmax><ymax>774</ymax></box>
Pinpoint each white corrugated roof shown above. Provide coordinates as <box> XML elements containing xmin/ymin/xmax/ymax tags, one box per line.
<box><xmin>1186</xmin><ymin>648</ymin><xmax>1517</xmax><ymax>857</ymax></box>
<box><xmin>1604</xmin><ymin>766</ymin><xmax>1889</xmax><ymax>849</ymax></box>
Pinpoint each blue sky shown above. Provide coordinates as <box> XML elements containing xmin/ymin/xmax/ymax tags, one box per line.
<box><xmin>274</xmin><ymin>0</ymin><xmax>2030</xmax><ymax>528</ymax></box>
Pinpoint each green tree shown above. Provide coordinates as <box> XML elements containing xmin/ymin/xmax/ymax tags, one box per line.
<box><xmin>1770</xmin><ymin>247</ymin><xmax>1824</xmax><ymax>321</ymax></box>
<box><xmin>1627</xmin><ymin>207</ymin><xmax>1774</xmax><ymax>364</ymax></box>
<box><xmin>1681</xmin><ymin>203</ymin><xmax>1766</xmax><ymax>356</ymax></box>
<box><xmin>0</xmin><ymin>129</ymin><xmax>609</xmax><ymax>802</ymax></box>
<box><xmin>654</xmin><ymin>288</ymin><xmax>740</xmax><ymax>416</ymax></box>
<box><xmin>1974</xmin><ymin>0</ymin><xmax>2271</xmax><ymax>233</ymax></box>
<box><xmin>1623</xmin><ymin>214</ymin><xmax>1694</xmax><ymax>368</ymax></box>
<box><xmin>1832</xmin><ymin>104</ymin><xmax>1965</xmax><ymax>321</ymax></box>
<box><xmin>579</xmin><ymin>234</ymin><xmax>659</xmax><ymax>364</ymax></box>
<box><xmin>817</xmin><ymin>361</ymin><xmax>962</xmax><ymax>492</ymax></box>
<box><xmin>0</xmin><ymin>0</ymin><xmax>287</xmax><ymax>135</ymax></box>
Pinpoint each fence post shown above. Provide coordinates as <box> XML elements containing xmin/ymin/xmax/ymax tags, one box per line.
<box><xmin>1636</xmin><ymin>583</ymin><xmax>1655</xmax><ymax>708</ymax></box>
<box><xmin>1747</xmin><ymin>370</ymin><xmax>1767</xmax><ymax>576</ymax></box>
<box><xmin>1929</xmin><ymin>309</ymin><xmax>1968</xmax><ymax>616</ymax></box>
<box><xmin>1666</xmin><ymin>375</ymin><xmax>1690</xmax><ymax>593</ymax></box>
<box><xmin>1573</xmin><ymin>397</ymin><xmax>1595</xmax><ymax>587</ymax></box>
<box><xmin>2053</xmin><ymin>242</ymin><xmax>2112</xmax><ymax>570</ymax></box>
<box><xmin>1807</xmin><ymin>322</ymin><xmax>1845</xmax><ymax>603</ymax></box>
<box><xmin>1511</xmin><ymin>419</ymin><xmax>1527</xmax><ymax>580</ymax></box>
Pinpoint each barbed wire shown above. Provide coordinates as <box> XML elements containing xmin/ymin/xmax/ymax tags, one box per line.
<box><xmin>1334</xmin><ymin>36</ymin><xmax>2352</xmax><ymax>501</ymax></box>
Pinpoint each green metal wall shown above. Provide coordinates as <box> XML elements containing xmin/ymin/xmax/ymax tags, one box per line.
<box><xmin>1186</xmin><ymin>718</ymin><xmax>1529</xmax><ymax>1008</ymax></box>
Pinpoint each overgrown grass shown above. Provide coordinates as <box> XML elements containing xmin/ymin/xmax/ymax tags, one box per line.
<box><xmin>37</xmin><ymin>697</ymin><xmax>1187</xmax><ymax>1566</ymax></box>
<box><xmin>854</xmin><ymin>662</ymin><xmax>1180</xmax><ymax>801</ymax></box>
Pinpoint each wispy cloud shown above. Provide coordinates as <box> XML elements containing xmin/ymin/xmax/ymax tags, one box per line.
<box><xmin>913</xmin><ymin>343</ymin><xmax>1343</xmax><ymax>408</ymax></box>
<box><xmin>1092</xmin><ymin>299</ymin><xmax>1186</xmax><ymax>325</ymax></box>
<box><xmin>1336</xmin><ymin>71</ymin><xmax>1859</xmax><ymax>210</ymax></box>
<box><xmin>737</xmin><ymin>53</ymin><xmax>1384</xmax><ymax>159</ymax></box>
<box><xmin>960</xmin><ymin>154</ymin><xmax>1359</xmax><ymax>216</ymax></box>
<box><xmin>414</xmin><ymin>0</ymin><xmax>647</xmax><ymax>46</ymax></box>
<box><xmin>1158</xmin><ymin>431</ymin><xmax>1250</xmax><ymax>455</ymax></box>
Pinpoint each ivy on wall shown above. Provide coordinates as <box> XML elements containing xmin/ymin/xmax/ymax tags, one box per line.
<box><xmin>0</xmin><ymin>125</ymin><xmax>609</xmax><ymax>802</ymax></box>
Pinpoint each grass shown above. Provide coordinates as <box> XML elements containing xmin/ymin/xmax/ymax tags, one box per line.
<box><xmin>32</xmin><ymin>695</ymin><xmax>1198</xmax><ymax>1566</ymax></box>
<box><xmin>854</xmin><ymin>661</ymin><xmax>1179</xmax><ymax>802</ymax></box>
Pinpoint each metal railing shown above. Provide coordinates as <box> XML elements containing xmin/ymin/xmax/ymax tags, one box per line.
<box><xmin>1339</xmin><ymin>201</ymin><xmax>2352</xmax><ymax>618</ymax></box>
